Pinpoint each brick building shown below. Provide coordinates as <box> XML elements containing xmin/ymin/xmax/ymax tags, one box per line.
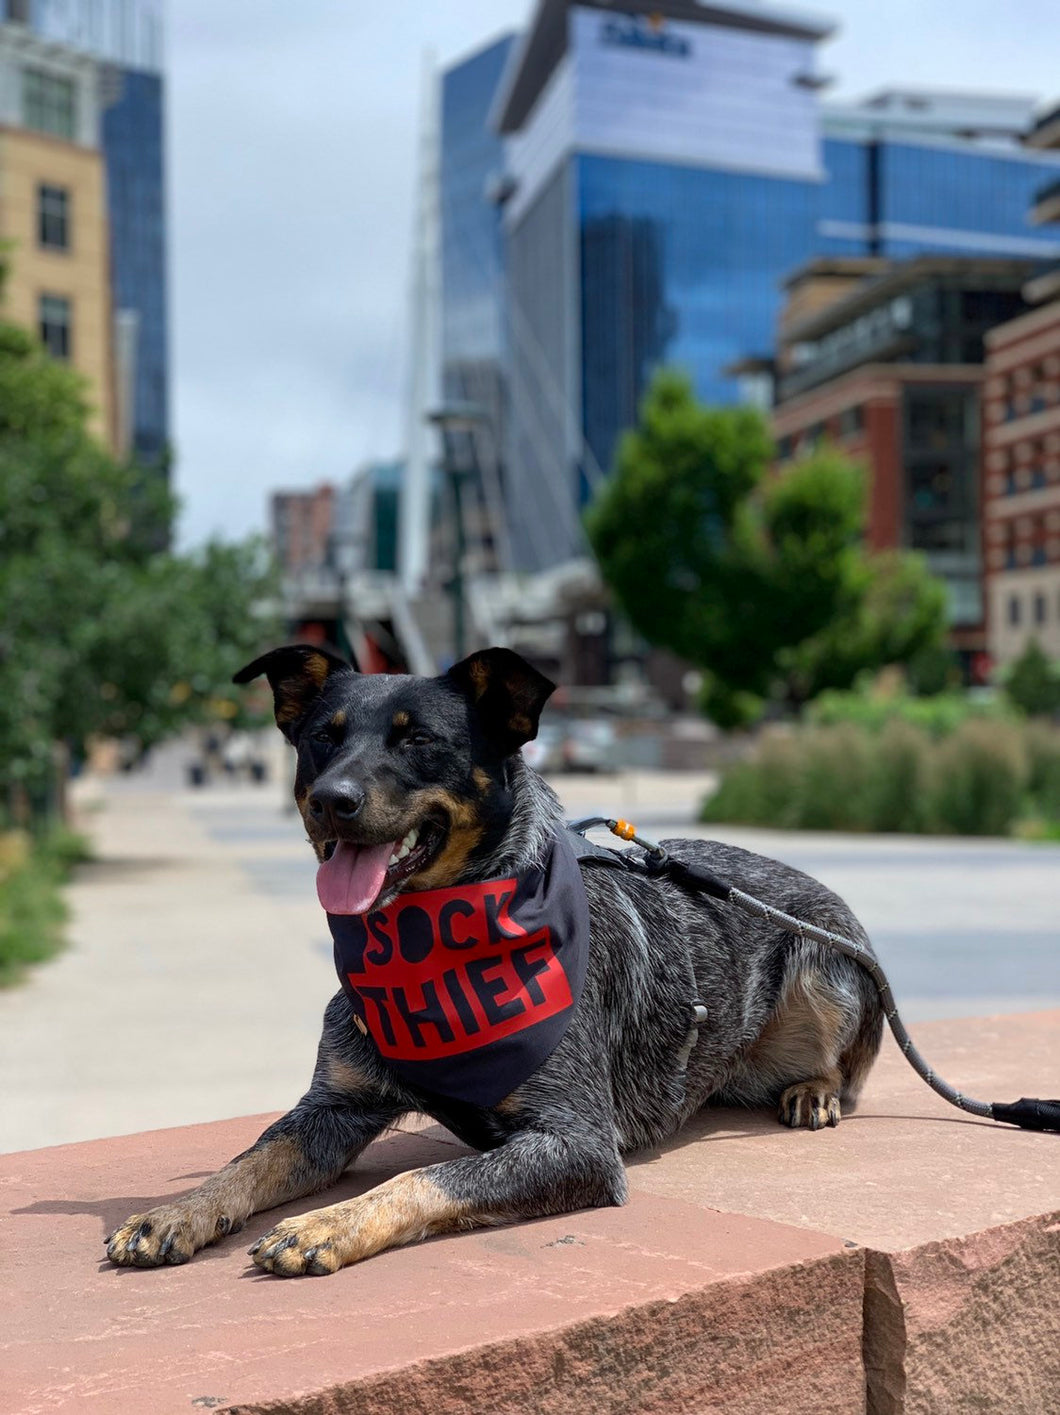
<box><xmin>771</xmin><ymin>257</ymin><xmax>1033</xmax><ymax>664</ymax></box>
<box><xmin>270</xmin><ymin>484</ymin><xmax>335</xmax><ymax>575</ymax></box>
<box><xmin>980</xmin><ymin>107</ymin><xmax>1060</xmax><ymax>666</ymax></box>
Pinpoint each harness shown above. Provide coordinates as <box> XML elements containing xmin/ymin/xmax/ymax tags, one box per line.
<box><xmin>569</xmin><ymin>815</ymin><xmax>1059</xmax><ymax>1136</ymax></box>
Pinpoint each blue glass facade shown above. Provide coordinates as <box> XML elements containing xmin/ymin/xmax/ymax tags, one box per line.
<box><xmin>579</xmin><ymin>156</ymin><xmax>820</xmax><ymax>485</ymax></box>
<box><xmin>820</xmin><ymin>136</ymin><xmax>1060</xmax><ymax>260</ymax></box>
<box><xmin>102</xmin><ymin>67</ymin><xmax>168</xmax><ymax>463</ymax></box>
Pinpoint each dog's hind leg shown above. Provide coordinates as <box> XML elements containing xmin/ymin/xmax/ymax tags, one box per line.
<box><xmin>250</xmin><ymin>1128</ymin><xmax>627</xmax><ymax>1277</ymax></box>
<box><xmin>735</xmin><ymin>962</ymin><xmax>879</xmax><ymax>1130</ymax></box>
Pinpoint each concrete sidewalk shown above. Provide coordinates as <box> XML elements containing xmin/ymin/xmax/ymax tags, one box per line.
<box><xmin>0</xmin><ymin>779</ymin><xmax>335</xmax><ymax>1153</ymax></box>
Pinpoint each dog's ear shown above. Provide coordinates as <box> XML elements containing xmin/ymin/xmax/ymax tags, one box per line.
<box><xmin>234</xmin><ymin>644</ymin><xmax>354</xmax><ymax>742</ymax></box>
<box><xmin>446</xmin><ymin>647</ymin><xmax>555</xmax><ymax>757</ymax></box>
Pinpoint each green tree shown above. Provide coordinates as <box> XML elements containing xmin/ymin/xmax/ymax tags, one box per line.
<box><xmin>585</xmin><ymin>369</ymin><xmax>947</xmax><ymax>726</ymax></box>
<box><xmin>0</xmin><ymin>266</ymin><xmax>279</xmax><ymax>817</ymax></box>
<box><xmin>1004</xmin><ymin>638</ymin><xmax>1060</xmax><ymax>718</ymax></box>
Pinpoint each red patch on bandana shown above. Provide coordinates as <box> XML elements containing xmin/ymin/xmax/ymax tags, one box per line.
<box><xmin>338</xmin><ymin>880</ymin><xmax>573</xmax><ymax>1061</ymax></box>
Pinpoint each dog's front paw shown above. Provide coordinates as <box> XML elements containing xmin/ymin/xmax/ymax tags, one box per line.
<box><xmin>106</xmin><ymin>1203</ymin><xmax>238</xmax><ymax>1268</ymax></box>
<box><xmin>249</xmin><ymin>1206</ymin><xmax>351</xmax><ymax>1277</ymax></box>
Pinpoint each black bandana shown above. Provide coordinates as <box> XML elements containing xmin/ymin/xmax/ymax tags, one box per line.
<box><xmin>327</xmin><ymin>829</ymin><xmax>591</xmax><ymax>1106</ymax></box>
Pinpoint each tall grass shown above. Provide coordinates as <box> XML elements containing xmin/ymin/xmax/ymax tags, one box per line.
<box><xmin>702</xmin><ymin>718</ymin><xmax>1059</xmax><ymax>837</ymax></box>
<box><xmin>0</xmin><ymin>828</ymin><xmax>90</xmax><ymax>986</ymax></box>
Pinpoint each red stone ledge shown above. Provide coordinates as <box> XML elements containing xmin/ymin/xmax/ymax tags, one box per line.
<box><xmin>2</xmin><ymin>1012</ymin><xmax>1058</xmax><ymax>1415</ymax></box>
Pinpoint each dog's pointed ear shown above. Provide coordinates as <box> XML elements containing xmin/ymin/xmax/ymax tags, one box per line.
<box><xmin>234</xmin><ymin>644</ymin><xmax>354</xmax><ymax>742</ymax></box>
<box><xmin>446</xmin><ymin>647</ymin><xmax>555</xmax><ymax>757</ymax></box>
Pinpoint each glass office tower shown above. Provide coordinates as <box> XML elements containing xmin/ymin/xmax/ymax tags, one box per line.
<box><xmin>444</xmin><ymin>1</ymin><xmax>1060</xmax><ymax>571</ymax></box>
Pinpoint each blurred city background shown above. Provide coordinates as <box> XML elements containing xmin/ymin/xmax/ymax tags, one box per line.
<box><xmin>0</xmin><ymin>0</ymin><xmax>1058</xmax><ymax>1150</ymax></box>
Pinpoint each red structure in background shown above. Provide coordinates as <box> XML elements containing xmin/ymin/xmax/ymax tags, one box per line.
<box><xmin>981</xmin><ymin>301</ymin><xmax>1060</xmax><ymax>668</ymax></box>
<box><xmin>980</xmin><ymin>104</ymin><xmax>1060</xmax><ymax>670</ymax></box>
<box><xmin>270</xmin><ymin>484</ymin><xmax>335</xmax><ymax>575</ymax></box>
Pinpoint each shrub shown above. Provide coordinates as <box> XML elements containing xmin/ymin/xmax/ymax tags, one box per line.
<box><xmin>1025</xmin><ymin>721</ymin><xmax>1060</xmax><ymax>823</ymax></box>
<box><xmin>702</xmin><ymin>729</ymin><xmax>803</xmax><ymax>828</ymax></box>
<box><xmin>701</xmin><ymin>718</ymin><xmax>1059</xmax><ymax>837</ymax></box>
<box><xmin>0</xmin><ymin>827</ymin><xmax>88</xmax><ymax>986</ymax></box>
<box><xmin>794</xmin><ymin>725</ymin><xmax>876</xmax><ymax>832</ymax></box>
<box><xmin>866</xmin><ymin>719</ymin><xmax>931</xmax><ymax>834</ymax></box>
<box><xmin>807</xmin><ymin>686</ymin><xmax>1013</xmax><ymax>738</ymax></box>
<box><xmin>926</xmin><ymin>720</ymin><xmax>1026</xmax><ymax>837</ymax></box>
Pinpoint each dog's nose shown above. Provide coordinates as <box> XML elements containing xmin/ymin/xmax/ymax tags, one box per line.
<box><xmin>308</xmin><ymin>781</ymin><xmax>366</xmax><ymax>826</ymax></box>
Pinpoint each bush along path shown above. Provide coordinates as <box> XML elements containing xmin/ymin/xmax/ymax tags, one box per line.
<box><xmin>0</xmin><ymin>828</ymin><xmax>90</xmax><ymax>986</ymax></box>
<box><xmin>703</xmin><ymin>716</ymin><xmax>1060</xmax><ymax>838</ymax></box>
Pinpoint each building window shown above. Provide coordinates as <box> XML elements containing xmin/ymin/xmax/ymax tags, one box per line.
<box><xmin>1008</xmin><ymin>595</ymin><xmax>1021</xmax><ymax>627</ymax></box>
<box><xmin>37</xmin><ymin>184</ymin><xmax>70</xmax><ymax>250</ymax></box>
<box><xmin>22</xmin><ymin>68</ymin><xmax>76</xmax><ymax>141</ymax></box>
<box><xmin>839</xmin><ymin>405</ymin><xmax>864</xmax><ymax>438</ymax></box>
<box><xmin>1034</xmin><ymin>593</ymin><xmax>1047</xmax><ymax>625</ymax></box>
<box><xmin>39</xmin><ymin>294</ymin><xmax>71</xmax><ymax>360</ymax></box>
<box><xmin>776</xmin><ymin>434</ymin><xmax>793</xmax><ymax>461</ymax></box>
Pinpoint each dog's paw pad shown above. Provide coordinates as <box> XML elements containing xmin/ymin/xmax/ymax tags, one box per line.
<box><xmin>779</xmin><ymin>1081</ymin><xmax>841</xmax><ymax>1131</ymax></box>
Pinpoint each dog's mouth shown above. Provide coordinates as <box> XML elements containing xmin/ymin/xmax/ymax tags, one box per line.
<box><xmin>316</xmin><ymin>819</ymin><xmax>447</xmax><ymax>915</ymax></box>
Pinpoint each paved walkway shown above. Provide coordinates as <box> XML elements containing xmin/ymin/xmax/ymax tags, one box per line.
<box><xmin>1</xmin><ymin>758</ymin><xmax>1057</xmax><ymax>1153</ymax></box>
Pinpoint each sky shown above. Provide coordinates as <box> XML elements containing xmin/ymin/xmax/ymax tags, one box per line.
<box><xmin>169</xmin><ymin>0</ymin><xmax>1060</xmax><ymax>548</ymax></box>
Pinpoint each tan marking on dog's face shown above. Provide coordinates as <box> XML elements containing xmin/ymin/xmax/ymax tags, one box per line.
<box><xmin>400</xmin><ymin>787</ymin><xmax>485</xmax><ymax>892</ymax></box>
<box><xmin>330</xmin><ymin>709</ymin><xmax>347</xmax><ymax>729</ymax></box>
<box><xmin>472</xmin><ymin>767</ymin><xmax>492</xmax><ymax>796</ymax></box>
<box><xmin>250</xmin><ymin>1169</ymin><xmax>474</xmax><ymax>1276</ymax></box>
<box><xmin>392</xmin><ymin>709</ymin><xmax>410</xmax><ymax>730</ymax></box>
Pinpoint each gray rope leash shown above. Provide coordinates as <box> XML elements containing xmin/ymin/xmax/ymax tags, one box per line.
<box><xmin>570</xmin><ymin>817</ymin><xmax>1059</xmax><ymax>1134</ymax></box>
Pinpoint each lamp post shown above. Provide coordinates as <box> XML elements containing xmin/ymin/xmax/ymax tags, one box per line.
<box><xmin>429</xmin><ymin>403</ymin><xmax>488</xmax><ymax>664</ymax></box>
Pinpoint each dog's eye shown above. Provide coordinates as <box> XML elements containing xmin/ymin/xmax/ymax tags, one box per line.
<box><xmin>405</xmin><ymin>729</ymin><xmax>434</xmax><ymax>747</ymax></box>
<box><xmin>311</xmin><ymin>727</ymin><xmax>337</xmax><ymax>747</ymax></box>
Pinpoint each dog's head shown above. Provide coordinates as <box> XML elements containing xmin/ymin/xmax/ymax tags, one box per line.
<box><xmin>234</xmin><ymin>646</ymin><xmax>555</xmax><ymax>913</ymax></box>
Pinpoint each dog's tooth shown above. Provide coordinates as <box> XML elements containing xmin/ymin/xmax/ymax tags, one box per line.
<box><xmin>404</xmin><ymin>828</ymin><xmax>419</xmax><ymax>852</ymax></box>
<box><xmin>388</xmin><ymin>851</ymin><xmax>399</xmax><ymax>867</ymax></box>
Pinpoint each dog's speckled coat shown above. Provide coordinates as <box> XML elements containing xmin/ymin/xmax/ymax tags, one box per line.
<box><xmin>106</xmin><ymin>647</ymin><xmax>882</xmax><ymax>1277</ymax></box>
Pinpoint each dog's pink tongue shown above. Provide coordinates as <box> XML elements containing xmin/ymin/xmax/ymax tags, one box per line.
<box><xmin>316</xmin><ymin>841</ymin><xmax>396</xmax><ymax>915</ymax></box>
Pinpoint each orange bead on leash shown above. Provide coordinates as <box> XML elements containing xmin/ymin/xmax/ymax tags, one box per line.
<box><xmin>612</xmin><ymin>819</ymin><xmax>637</xmax><ymax>841</ymax></box>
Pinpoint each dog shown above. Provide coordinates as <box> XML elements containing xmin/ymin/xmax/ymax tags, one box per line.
<box><xmin>105</xmin><ymin>645</ymin><xmax>882</xmax><ymax>1277</ymax></box>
